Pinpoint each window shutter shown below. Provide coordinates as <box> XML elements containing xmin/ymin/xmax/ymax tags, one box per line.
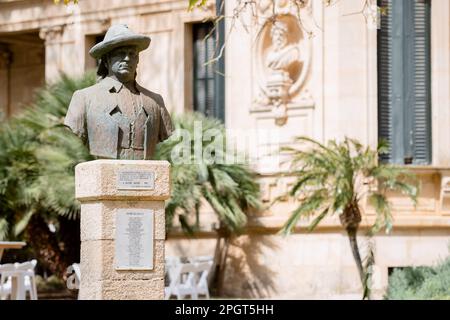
<box><xmin>411</xmin><ymin>0</ymin><xmax>432</xmax><ymax>164</ymax></box>
<box><xmin>377</xmin><ymin>0</ymin><xmax>431</xmax><ymax>165</ymax></box>
<box><xmin>193</xmin><ymin>22</ymin><xmax>224</xmax><ymax>121</ymax></box>
<box><xmin>378</xmin><ymin>0</ymin><xmax>404</xmax><ymax>164</ymax></box>
<box><xmin>377</xmin><ymin>0</ymin><xmax>393</xmax><ymax>163</ymax></box>
<box><xmin>194</xmin><ymin>24</ymin><xmax>209</xmax><ymax>116</ymax></box>
<box><xmin>214</xmin><ymin>0</ymin><xmax>226</xmax><ymax>122</ymax></box>
<box><xmin>193</xmin><ymin>21</ymin><xmax>225</xmax><ymax>122</ymax></box>
<box><xmin>205</xmin><ymin>30</ymin><xmax>215</xmax><ymax>118</ymax></box>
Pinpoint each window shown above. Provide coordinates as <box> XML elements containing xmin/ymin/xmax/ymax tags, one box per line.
<box><xmin>85</xmin><ymin>34</ymin><xmax>105</xmax><ymax>71</ymax></box>
<box><xmin>192</xmin><ymin>22</ymin><xmax>225</xmax><ymax>122</ymax></box>
<box><xmin>378</xmin><ymin>0</ymin><xmax>432</xmax><ymax>165</ymax></box>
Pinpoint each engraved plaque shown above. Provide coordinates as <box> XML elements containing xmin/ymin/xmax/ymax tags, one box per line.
<box><xmin>115</xmin><ymin>209</ymin><xmax>154</xmax><ymax>270</ymax></box>
<box><xmin>117</xmin><ymin>170</ymin><xmax>155</xmax><ymax>190</ymax></box>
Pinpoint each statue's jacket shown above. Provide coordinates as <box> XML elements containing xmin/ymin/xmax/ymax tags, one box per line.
<box><xmin>64</xmin><ymin>76</ymin><xmax>173</xmax><ymax>159</ymax></box>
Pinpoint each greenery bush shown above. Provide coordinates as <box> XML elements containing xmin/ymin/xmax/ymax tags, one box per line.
<box><xmin>385</xmin><ymin>252</ymin><xmax>450</xmax><ymax>300</ymax></box>
<box><xmin>0</xmin><ymin>73</ymin><xmax>96</xmax><ymax>276</ymax></box>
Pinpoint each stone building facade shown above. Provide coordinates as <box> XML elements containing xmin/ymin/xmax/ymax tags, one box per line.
<box><xmin>0</xmin><ymin>0</ymin><xmax>449</xmax><ymax>299</ymax></box>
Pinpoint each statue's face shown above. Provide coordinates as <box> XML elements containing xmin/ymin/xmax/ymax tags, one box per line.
<box><xmin>271</xmin><ymin>27</ymin><xmax>288</xmax><ymax>50</ymax></box>
<box><xmin>107</xmin><ymin>45</ymin><xmax>139</xmax><ymax>82</ymax></box>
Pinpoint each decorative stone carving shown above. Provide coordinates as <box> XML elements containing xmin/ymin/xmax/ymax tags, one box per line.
<box><xmin>257</xmin><ymin>0</ymin><xmax>309</xmax><ymax>16</ymax></box>
<box><xmin>99</xmin><ymin>17</ymin><xmax>112</xmax><ymax>33</ymax></box>
<box><xmin>253</xmin><ymin>12</ymin><xmax>312</xmax><ymax>126</ymax></box>
<box><xmin>260</xmin><ymin>177</ymin><xmax>295</xmax><ymax>203</ymax></box>
<box><xmin>39</xmin><ymin>25</ymin><xmax>65</xmax><ymax>44</ymax></box>
<box><xmin>260</xmin><ymin>181</ymin><xmax>277</xmax><ymax>203</ymax></box>
<box><xmin>362</xmin><ymin>0</ymin><xmax>380</xmax><ymax>30</ymax></box>
<box><xmin>439</xmin><ymin>174</ymin><xmax>450</xmax><ymax>213</ymax></box>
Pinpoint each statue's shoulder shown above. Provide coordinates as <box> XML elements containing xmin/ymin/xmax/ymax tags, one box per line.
<box><xmin>72</xmin><ymin>82</ymin><xmax>104</xmax><ymax>98</ymax></box>
<box><xmin>137</xmin><ymin>84</ymin><xmax>165</xmax><ymax>107</ymax></box>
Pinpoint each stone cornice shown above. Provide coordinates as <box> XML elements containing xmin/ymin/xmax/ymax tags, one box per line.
<box><xmin>0</xmin><ymin>0</ymin><xmax>214</xmax><ymax>33</ymax></box>
<box><xmin>0</xmin><ymin>0</ymin><xmax>30</xmax><ymax>3</ymax></box>
<box><xmin>39</xmin><ymin>24</ymin><xmax>65</xmax><ymax>44</ymax></box>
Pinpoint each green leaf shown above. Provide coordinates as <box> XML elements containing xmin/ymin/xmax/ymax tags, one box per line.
<box><xmin>0</xmin><ymin>218</ymin><xmax>9</xmax><ymax>240</ymax></box>
<box><xmin>13</xmin><ymin>209</ymin><xmax>35</xmax><ymax>237</ymax></box>
<box><xmin>307</xmin><ymin>206</ymin><xmax>330</xmax><ymax>232</ymax></box>
<box><xmin>188</xmin><ymin>0</ymin><xmax>208</xmax><ymax>10</ymax></box>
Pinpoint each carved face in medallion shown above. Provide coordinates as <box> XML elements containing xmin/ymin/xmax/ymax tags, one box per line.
<box><xmin>270</xmin><ymin>22</ymin><xmax>289</xmax><ymax>51</ymax></box>
<box><xmin>255</xmin><ymin>15</ymin><xmax>311</xmax><ymax>101</ymax></box>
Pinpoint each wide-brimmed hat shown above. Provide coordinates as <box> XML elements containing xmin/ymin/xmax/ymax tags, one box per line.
<box><xmin>89</xmin><ymin>24</ymin><xmax>151</xmax><ymax>59</ymax></box>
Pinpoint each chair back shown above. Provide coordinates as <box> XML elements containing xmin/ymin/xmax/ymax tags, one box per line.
<box><xmin>0</xmin><ymin>260</ymin><xmax>38</xmax><ymax>300</ymax></box>
<box><xmin>0</xmin><ymin>263</ymin><xmax>16</xmax><ymax>280</ymax></box>
<box><xmin>193</xmin><ymin>261</ymin><xmax>213</xmax><ymax>295</ymax></box>
<box><xmin>165</xmin><ymin>262</ymin><xmax>199</xmax><ymax>299</ymax></box>
<box><xmin>176</xmin><ymin>263</ymin><xmax>199</xmax><ymax>285</ymax></box>
<box><xmin>67</xmin><ymin>263</ymin><xmax>81</xmax><ymax>290</ymax></box>
<box><xmin>0</xmin><ymin>263</ymin><xmax>16</xmax><ymax>272</ymax></box>
<box><xmin>13</xmin><ymin>260</ymin><xmax>37</xmax><ymax>277</ymax></box>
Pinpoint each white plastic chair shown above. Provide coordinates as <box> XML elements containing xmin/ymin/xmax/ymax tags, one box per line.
<box><xmin>66</xmin><ymin>263</ymin><xmax>81</xmax><ymax>300</ymax></box>
<box><xmin>0</xmin><ymin>263</ymin><xmax>14</xmax><ymax>300</ymax></box>
<box><xmin>194</xmin><ymin>261</ymin><xmax>213</xmax><ymax>299</ymax></box>
<box><xmin>0</xmin><ymin>260</ymin><xmax>38</xmax><ymax>300</ymax></box>
<box><xmin>66</xmin><ymin>263</ymin><xmax>81</xmax><ymax>290</ymax></box>
<box><xmin>164</xmin><ymin>256</ymin><xmax>181</xmax><ymax>288</ymax></box>
<box><xmin>165</xmin><ymin>263</ymin><xmax>199</xmax><ymax>300</ymax></box>
<box><xmin>165</xmin><ymin>260</ymin><xmax>213</xmax><ymax>300</ymax></box>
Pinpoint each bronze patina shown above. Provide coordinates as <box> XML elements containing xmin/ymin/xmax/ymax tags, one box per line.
<box><xmin>64</xmin><ymin>24</ymin><xmax>173</xmax><ymax>160</ymax></box>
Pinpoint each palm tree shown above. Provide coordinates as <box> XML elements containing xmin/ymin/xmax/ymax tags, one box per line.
<box><xmin>155</xmin><ymin>112</ymin><xmax>262</xmax><ymax>294</ymax></box>
<box><xmin>280</xmin><ymin>136</ymin><xmax>418</xmax><ymax>298</ymax></box>
<box><xmin>0</xmin><ymin>72</ymin><xmax>96</xmax><ymax>276</ymax></box>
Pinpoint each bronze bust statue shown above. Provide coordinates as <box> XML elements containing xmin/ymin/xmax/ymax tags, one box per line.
<box><xmin>64</xmin><ymin>24</ymin><xmax>173</xmax><ymax>160</ymax></box>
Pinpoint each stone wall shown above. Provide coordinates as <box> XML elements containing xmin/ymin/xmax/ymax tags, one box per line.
<box><xmin>167</xmin><ymin>229</ymin><xmax>450</xmax><ymax>299</ymax></box>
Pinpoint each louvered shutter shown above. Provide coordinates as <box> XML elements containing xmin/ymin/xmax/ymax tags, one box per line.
<box><xmin>205</xmin><ymin>30</ymin><xmax>215</xmax><ymax>118</ymax></box>
<box><xmin>377</xmin><ymin>0</ymin><xmax>431</xmax><ymax>165</ymax></box>
<box><xmin>411</xmin><ymin>0</ymin><xmax>432</xmax><ymax>164</ymax></box>
<box><xmin>214</xmin><ymin>0</ymin><xmax>226</xmax><ymax>123</ymax></box>
<box><xmin>377</xmin><ymin>0</ymin><xmax>394</xmax><ymax>163</ymax></box>
<box><xmin>378</xmin><ymin>0</ymin><xmax>405</xmax><ymax>164</ymax></box>
<box><xmin>194</xmin><ymin>24</ymin><xmax>209</xmax><ymax>116</ymax></box>
<box><xmin>193</xmin><ymin>22</ymin><xmax>225</xmax><ymax>121</ymax></box>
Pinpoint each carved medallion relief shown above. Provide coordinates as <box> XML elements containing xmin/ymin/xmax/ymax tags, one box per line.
<box><xmin>252</xmin><ymin>2</ymin><xmax>314</xmax><ymax>126</ymax></box>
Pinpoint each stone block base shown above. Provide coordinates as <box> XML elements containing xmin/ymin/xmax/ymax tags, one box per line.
<box><xmin>75</xmin><ymin>160</ymin><xmax>170</xmax><ymax>300</ymax></box>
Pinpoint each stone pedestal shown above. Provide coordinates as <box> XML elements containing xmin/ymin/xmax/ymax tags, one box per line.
<box><xmin>75</xmin><ymin>160</ymin><xmax>170</xmax><ymax>300</ymax></box>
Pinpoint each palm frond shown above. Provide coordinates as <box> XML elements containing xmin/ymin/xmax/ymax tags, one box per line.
<box><xmin>368</xmin><ymin>193</ymin><xmax>393</xmax><ymax>235</ymax></box>
<box><xmin>280</xmin><ymin>189</ymin><xmax>327</xmax><ymax>235</ymax></box>
<box><xmin>155</xmin><ymin>112</ymin><xmax>261</xmax><ymax>234</ymax></box>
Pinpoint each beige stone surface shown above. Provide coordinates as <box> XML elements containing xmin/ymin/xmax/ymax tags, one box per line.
<box><xmin>166</xmin><ymin>230</ymin><xmax>450</xmax><ymax>299</ymax></box>
<box><xmin>80</xmin><ymin>278</ymin><xmax>164</xmax><ymax>300</ymax></box>
<box><xmin>80</xmin><ymin>201</ymin><xmax>166</xmax><ymax>241</ymax></box>
<box><xmin>81</xmin><ymin>239</ymin><xmax>165</xmax><ymax>282</ymax></box>
<box><xmin>76</xmin><ymin>160</ymin><xmax>167</xmax><ymax>300</ymax></box>
<box><xmin>75</xmin><ymin>160</ymin><xmax>171</xmax><ymax>201</ymax></box>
